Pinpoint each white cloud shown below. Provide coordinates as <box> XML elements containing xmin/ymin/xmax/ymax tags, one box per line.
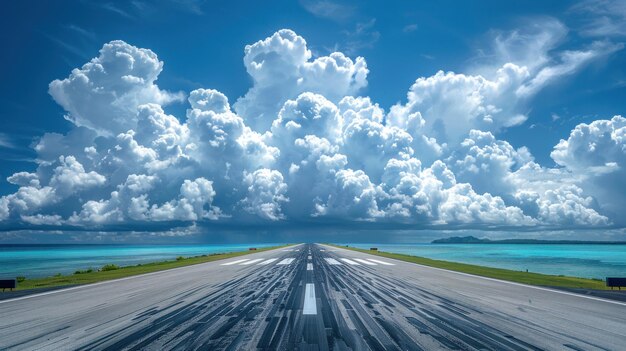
<box><xmin>50</xmin><ymin>156</ymin><xmax>106</xmax><ymax>197</ymax></box>
<box><xmin>234</xmin><ymin>29</ymin><xmax>368</xmax><ymax>131</ymax></box>
<box><xmin>271</xmin><ymin>92</ymin><xmax>344</xmax><ymax>144</ymax></box>
<box><xmin>0</xmin><ymin>133</ymin><xmax>16</xmax><ymax>149</ymax></box>
<box><xmin>551</xmin><ymin>115</ymin><xmax>626</xmax><ymax>222</ymax></box>
<box><xmin>517</xmin><ymin>40</ymin><xmax>624</xmax><ymax>97</ymax></box>
<box><xmin>388</xmin><ymin>63</ymin><xmax>531</xmax><ymax>146</ymax></box>
<box><xmin>7</xmin><ymin>172</ymin><xmax>40</xmax><ymax>187</ymax></box>
<box><xmin>0</xmin><ymin>197</ymin><xmax>9</xmax><ymax>221</ymax></box>
<box><xmin>448</xmin><ymin>129</ymin><xmax>532</xmax><ymax>196</ymax></box>
<box><xmin>21</xmin><ymin>214</ymin><xmax>64</xmax><ymax>226</ymax></box>
<box><xmin>49</xmin><ymin>40</ymin><xmax>184</xmax><ymax>136</ymax></box>
<box><xmin>487</xmin><ymin>17</ymin><xmax>568</xmax><ymax>73</ymax></box>
<box><xmin>241</xmin><ymin>169</ymin><xmax>288</xmax><ymax>220</ymax></box>
<box><xmin>571</xmin><ymin>0</ymin><xmax>626</xmax><ymax>37</ymax></box>
<box><xmin>403</xmin><ymin>24</ymin><xmax>418</xmax><ymax>33</ymax></box>
<box><xmin>300</xmin><ymin>0</ymin><xmax>355</xmax><ymax>22</ymax></box>
<box><xmin>0</xmin><ymin>29</ymin><xmax>622</xmax><ymax>231</ymax></box>
<box><xmin>551</xmin><ymin>115</ymin><xmax>626</xmax><ymax>171</ymax></box>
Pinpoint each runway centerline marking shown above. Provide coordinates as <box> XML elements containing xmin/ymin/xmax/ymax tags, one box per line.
<box><xmin>277</xmin><ymin>258</ymin><xmax>295</xmax><ymax>265</ymax></box>
<box><xmin>324</xmin><ymin>258</ymin><xmax>342</xmax><ymax>265</ymax></box>
<box><xmin>308</xmin><ymin>255</ymin><xmax>312</xmax><ymax>260</ymax></box>
<box><xmin>303</xmin><ymin>283</ymin><xmax>317</xmax><ymax>315</ymax></box>
<box><xmin>220</xmin><ymin>259</ymin><xmax>250</xmax><ymax>266</ymax></box>
<box><xmin>258</xmin><ymin>258</ymin><xmax>278</xmax><ymax>265</ymax></box>
<box><xmin>366</xmin><ymin>258</ymin><xmax>395</xmax><ymax>265</ymax></box>
<box><xmin>307</xmin><ymin>263</ymin><xmax>313</xmax><ymax>271</ymax></box>
<box><xmin>241</xmin><ymin>258</ymin><xmax>263</xmax><ymax>265</ymax></box>
<box><xmin>340</xmin><ymin>258</ymin><xmax>360</xmax><ymax>265</ymax></box>
<box><xmin>354</xmin><ymin>258</ymin><xmax>376</xmax><ymax>265</ymax></box>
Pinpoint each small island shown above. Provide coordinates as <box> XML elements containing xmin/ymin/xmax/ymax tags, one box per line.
<box><xmin>432</xmin><ymin>236</ymin><xmax>626</xmax><ymax>244</ymax></box>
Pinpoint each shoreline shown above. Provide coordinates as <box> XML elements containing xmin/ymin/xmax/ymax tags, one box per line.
<box><xmin>0</xmin><ymin>244</ymin><xmax>289</xmax><ymax>297</ymax></box>
<box><xmin>330</xmin><ymin>244</ymin><xmax>613</xmax><ymax>291</ymax></box>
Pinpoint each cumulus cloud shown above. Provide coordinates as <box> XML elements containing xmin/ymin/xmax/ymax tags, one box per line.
<box><xmin>0</xmin><ymin>28</ymin><xmax>622</xmax><ymax>232</ymax></box>
<box><xmin>49</xmin><ymin>40</ymin><xmax>184</xmax><ymax>136</ymax></box>
<box><xmin>388</xmin><ymin>63</ymin><xmax>531</xmax><ymax>146</ymax></box>
<box><xmin>234</xmin><ymin>29</ymin><xmax>368</xmax><ymax>131</ymax></box>
<box><xmin>551</xmin><ymin>116</ymin><xmax>626</xmax><ymax>222</ymax></box>
<box><xmin>241</xmin><ymin>169</ymin><xmax>288</xmax><ymax>220</ymax></box>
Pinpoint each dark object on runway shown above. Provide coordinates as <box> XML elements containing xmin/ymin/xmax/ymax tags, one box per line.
<box><xmin>249</xmin><ymin>247</ymin><xmax>257</xmax><ymax>251</ymax></box>
<box><xmin>0</xmin><ymin>279</ymin><xmax>16</xmax><ymax>292</ymax></box>
<box><xmin>370</xmin><ymin>247</ymin><xmax>378</xmax><ymax>251</ymax></box>
<box><xmin>606</xmin><ymin>277</ymin><xmax>626</xmax><ymax>290</ymax></box>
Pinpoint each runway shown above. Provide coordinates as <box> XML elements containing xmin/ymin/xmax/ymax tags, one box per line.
<box><xmin>0</xmin><ymin>243</ymin><xmax>625</xmax><ymax>350</ymax></box>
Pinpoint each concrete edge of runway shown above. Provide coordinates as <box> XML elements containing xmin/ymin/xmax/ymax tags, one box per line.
<box><xmin>0</xmin><ymin>243</ymin><xmax>303</xmax><ymax>304</ymax></box>
<box><xmin>321</xmin><ymin>243</ymin><xmax>626</xmax><ymax>306</ymax></box>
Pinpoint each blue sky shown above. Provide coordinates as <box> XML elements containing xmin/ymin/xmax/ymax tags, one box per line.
<box><xmin>0</xmin><ymin>0</ymin><xmax>625</xmax><ymax>242</ymax></box>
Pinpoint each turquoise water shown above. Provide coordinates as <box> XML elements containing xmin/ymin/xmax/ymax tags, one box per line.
<box><xmin>345</xmin><ymin>243</ymin><xmax>626</xmax><ymax>279</ymax></box>
<box><xmin>3</xmin><ymin>243</ymin><xmax>626</xmax><ymax>280</ymax></box>
<box><xmin>0</xmin><ymin>244</ymin><xmax>278</xmax><ymax>279</ymax></box>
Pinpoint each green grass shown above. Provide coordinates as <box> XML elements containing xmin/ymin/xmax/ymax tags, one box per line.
<box><xmin>5</xmin><ymin>245</ymin><xmax>290</xmax><ymax>292</ymax></box>
<box><xmin>331</xmin><ymin>245</ymin><xmax>608</xmax><ymax>290</ymax></box>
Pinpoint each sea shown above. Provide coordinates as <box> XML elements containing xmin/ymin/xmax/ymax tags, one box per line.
<box><xmin>2</xmin><ymin>243</ymin><xmax>626</xmax><ymax>280</ymax></box>
<box><xmin>0</xmin><ymin>244</ymin><xmax>278</xmax><ymax>279</ymax></box>
<box><xmin>345</xmin><ymin>243</ymin><xmax>626</xmax><ymax>279</ymax></box>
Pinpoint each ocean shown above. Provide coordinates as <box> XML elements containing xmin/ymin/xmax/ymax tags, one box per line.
<box><xmin>2</xmin><ymin>243</ymin><xmax>626</xmax><ymax>280</ymax></box>
<box><xmin>0</xmin><ymin>244</ymin><xmax>278</xmax><ymax>279</ymax></box>
<box><xmin>345</xmin><ymin>243</ymin><xmax>626</xmax><ymax>279</ymax></box>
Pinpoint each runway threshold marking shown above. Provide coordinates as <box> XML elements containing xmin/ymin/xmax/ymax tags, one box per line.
<box><xmin>366</xmin><ymin>259</ymin><xmax>395</xmax><ymax>265</ymax></box>
<box><xmin>241</xmin><ymin>259</ymin><xmax>264</xmax><ymax>265</ymax></box>
<box><xmin>258</xmin><ymin>258</ymin><xmax>278</xmax><ymax>265</ymax></box>
<box><xmin>220</xmin><ymin>259</ymin><xmax>250</xmax><ymax>266</ymax></box>
<box><xmin>0</xmin><ymin>245</ymin><xmax>306</xmax><ymax>305</ymax></box>
<box><xmin>354</xmin><ymin>258</ymin><xmax>377</xmax><ymax>265</ymax></box>
<box><xmin>318</xmin><ymin>246</ymin><xmax>626</xmax><ymax>307</ymax></box>
<box><xmin>340</xmin><ymin>258</ymin><xmax>360</xmax><ymax>265</ymax></box>
<box><xmin>303</xmin><ymin>283</ymin><xmax>317</xmax><ymax>315</ymax></box>
<box><xmin>307</xmin><ymin>263</ymin><xmax>313</xmax><ymax>271</ymax></box>
<box><xmin>277</xmin><ymin>258</ymin><xmax>295</xmax><ymax>265</ymax></box>
<box><xmin>324</xmin><ymin>258</ymin><xmax>342</xmax><ymax>265</ymax></box>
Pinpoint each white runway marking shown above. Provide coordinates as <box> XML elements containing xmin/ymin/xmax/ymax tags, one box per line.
<box><xmin>220</xmin><ymin>259</ymin><xmax>250</xmax><ymax>266</ymax></box>
<box><xmin>340</xmin><ymin>258</ymin><xmax>360</xmax><ymax>265</ymax></box>
<box><xmin>308</xmin><ymin>255</ymin><xmax>312</xmax><ymax>260</ymax></box>
<box><xmin>277</xmin><ymin>258</ymin><xmax>295</xmax><ymax>265</ymax></box>
<box><xmin>354</xmin><ymin>258</ymin><xmax>376</xmax><ymax>265</ymax></box>
<box><xmin>367</xmin><ymin>259</ymin><xmax>395</xmax><ymax>265</ymax></box>
<box><xmin>258</xmin><ymin>258</ymin><xmax>278</xmax><ymax>265</ymax></box>
<box><xmin>241</xmin><ymin>259</ymin><xmax>263</xmax><ymax>265</ymax></box>
<box><xmin>307</xmin><ymin>263</ymin><xmax>313</xmax><ymax>271</ymax></box>
<box><xmin>320</xmin><ymin>249</ymin><xmax>325</xmax><ymax>251</ymax></box>
<box><xmin>324</xmin><ymin>258</ymin><xmax>342</xmax><ymax>265</ymax></box>
<box><xmin>303</xmin><ymin>283</ymin><xmax>317</xmax><ymax>315</ymax></box>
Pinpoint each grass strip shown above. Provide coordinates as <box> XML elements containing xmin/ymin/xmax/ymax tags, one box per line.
<box><xmin>6</xmin><ymin>244</ymin><xmax>290</xmax><ymax>292</ymax></box>
<box><xmin>329</xmin><ymin>244</ymin><xmax>608</xmax><ymax>290</ymax></box>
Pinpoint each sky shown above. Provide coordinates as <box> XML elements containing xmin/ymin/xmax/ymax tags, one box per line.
<box><xmin>0</xmin><ymin>0</ymin><xmax>625</xmax><ymax>243</ymax></box>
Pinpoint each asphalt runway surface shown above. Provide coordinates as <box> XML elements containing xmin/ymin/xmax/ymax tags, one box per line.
<box><xmin>1</xmin><ymin>243</ymin><xmax>625</xmax><ymax>350</ymax></box>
